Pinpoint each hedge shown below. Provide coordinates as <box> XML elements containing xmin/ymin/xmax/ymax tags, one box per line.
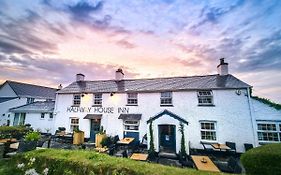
<box><xmin>5</xmin><ymin>149</ymin><xmax>228</xmax><ymax>175</ymax></box>
<box><xmin>241</xmin><ymin>143</ymin><xmax>281</xmax><ymax>175</ymax></box>
<box><xmin>0</xmin><ymin>126</ymin><xmax>31</xmax><ymax>139</ymax></box>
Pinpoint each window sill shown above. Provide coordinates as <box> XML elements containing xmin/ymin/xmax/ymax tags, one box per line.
<box><xmin>126</xmin><ymin>104</ymin><xmax>138</xmax><ymax>106</ymax></box>
<box><xmin>198</xmin><ymin>104</ymin><xmax>215</xmax><ymax>107</ymax></box>
<box><xmin>160</xmin><ymin>104</ymin><xmax>173</xmax><ymax>107</ymax></box>
<box><xmin>92</xmin><ymin>105</ymin><xmax>102</xmax><ymax>107</ymax></box>
<box><xmin>71</xmin><ymin>105</ymin><xmax>80</xmax><ymax>107</ymax></box>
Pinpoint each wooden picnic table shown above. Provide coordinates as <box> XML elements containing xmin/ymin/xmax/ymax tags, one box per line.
<box><xmin>130</xmin><ymin>153</ymin><xmax>148</xmax><ymax>161</ymax></box>
<box><xmin>94</xmin><ymin>147</ymin><xmax>108</xmax><ymax>153</ymax></box>
<box><xmin>211</xmin><ymin>143</ymin><xmax>230</xmax><ymax>151</ymax></box>
<box><xmin>0</xmin><ymin>138</ymin><xmax>17</xmax><ymax>143</ymax></box>
<box><xmin>191</xmin><ymin>155</ymin><xmax>220</xmax><ymax>172</ymax></box>
<box><xmin>117</xmin><ymin>137</ymin><xmax>134</xmax><ymax>145</ymax></box>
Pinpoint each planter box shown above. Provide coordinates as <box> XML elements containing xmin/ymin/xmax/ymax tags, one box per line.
<box><xmin>95</xmin><ymin>134</ymin><xmax>106</xmax><ymax>148</ymax></box>
<box><xmin>73</xmin><ymin>131</ymin><xmax>84</xmax><ymax>145</ymax></box>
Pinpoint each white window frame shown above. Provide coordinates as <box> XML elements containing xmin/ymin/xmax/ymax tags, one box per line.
<box><xmin>73</xmin><ymin>94</ymin><xmax>81</xmax><ymax>106</ymax></box>
<box><xmin>41</xmin><ymin>113</ymin><xmax>45</xmax><ymax>119</ymax></box>
<box><xmin>70</xmin><ymin>117</ymin><xmax>79</xmax><ymax>132</ymax></box>
<box><xmin>197</xmin><ymin>90</ymin><xmax>213</xmax><ymax>106</ymax></box>
<box><xmin>160</xmin><ymin>92</ymin><xmax>173</xmax><ymax>106</ymax></box>
<box><xmin>127</xmin><ymin>93</ymin><xmax>138</xmax><ymax>105</ymax></box>
<box><xmin>13</xmin><ymin>113</ymin><xmax>26</xmax><ymax>126</ymax></box>
<box><xmin>26</xmin><ymin>98</ymin><xmax>35</xmax><ymax>104</ymax></box>
<box><xmin>257</xmin><ymin>121</ymin><xmax>281</xmax><ymax>143</ymax></box>
<box><xmin>49</xmin><ymin>113</ymin><xmax>53</xmax><ymax>120</ymax></box>
<box><xmin>93</xmin><ymin>93</ymin><xmax>102</xmax><ymax>106</ymax></box>
<box><xmin>200</xmin><ymin>121</ymin><xmax>217</xmax><ymax>141</ymax></box>
<box><xmin>124</xmin><ymin>120</ymin><xmax>139</xmax><ymax>132</ymax></box>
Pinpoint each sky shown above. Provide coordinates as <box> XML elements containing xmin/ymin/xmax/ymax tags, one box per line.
<box><xmin>0</xmin><ymin>0</ymin><xmax>280</xmax><ymax>103</ymax></box>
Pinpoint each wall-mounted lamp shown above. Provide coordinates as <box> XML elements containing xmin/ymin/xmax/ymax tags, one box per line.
<box><xmin>110</xmin><ymin>92</ymin><xmax>115</xmax><ymax>96</ymax></box>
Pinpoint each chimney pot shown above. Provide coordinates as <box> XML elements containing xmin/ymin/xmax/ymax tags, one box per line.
<box><xmin>58</xmin><ymin>84</ymin><xmax>63</xmax><ymax>90</ymax></box>
<box><xmin>217</xmin><ymin>58</ymin><xmax>229</xmax><ymax>75</ymax></box>
<box><xmin>115</xmin><ymin>68</ymin><xmax>124</xmax><ymax>81</ymax></box>
<box><xmin>76</xmin><ymin>73</ymin><xmax>85</xmax><ymax>82</ymax></box>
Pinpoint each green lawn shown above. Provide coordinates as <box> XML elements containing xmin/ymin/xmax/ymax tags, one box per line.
<box><xmin>0</xmin><ymin>149</ymin><xmax>230</xmax><ymax>175</ymax></box>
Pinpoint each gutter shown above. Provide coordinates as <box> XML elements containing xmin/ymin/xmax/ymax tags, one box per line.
<box><xmin>246</xmin><ymin>87</ymin><xmax>258</xmax><ymax>147</ymax></box>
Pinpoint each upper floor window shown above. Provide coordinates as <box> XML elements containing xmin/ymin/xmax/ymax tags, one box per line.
<box><xmin>127</xmin><ymin>93</ymin><xmax>138</xmax><ymax>105</ymax></box>
<box><xmin>93</xmin><ymin>93</ymin><xmax>102</xmax><ymax>106</ymax></box>
<box><xmin>73</xmin><ymin>94</ymin><xmax>81</xmax><ymax>106</ymax></box>
<box><xmin>49</xmin><ymin>113</ymin><xmax>53</xmax><ymax>119</ymax></box>
<box><xmin>257</xmin><ymin>122</ymin><xmax>281</xmax><ymax>142</ymax></box>
<box><xmin>160</xmin><ymin>92</ymin><xmax>172</xmax><ymax>106</ymax></box>
<box><xmin>26</xmin><ymin>98</ymin><xmax>35</xmax><ymax>104</ymax></box>
<box><xmin>197</xmin><ymin>90</ymin><xmax>213</xmax><ymax>106</ymax></box>
<box><xmin>200</xmin><ymin>121</ymin><xmax>217</xmax><ymax>141</ymax></box>
<box><xmin>41</xmin><ymin>113</ymin><xmax>45</xmax><ymax>119</ymax></box>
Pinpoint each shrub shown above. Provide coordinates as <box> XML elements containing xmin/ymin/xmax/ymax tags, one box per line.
<box><xmin>24</xmin><ymin>131</ymin><xmax>41</xmax><ymax>142</ymax></box>
<box><xmin>6</xmin><ymin>149</ymin><xmax>223</xmax><ymax>175</ymax></box>
<box><xmin>0</xmin><ymin>126</ymin><xmax>31</xmax><ymax>139</ymax></box>
<box><xmin>241</xmin><ymin>143</ymin><xmax>281</xmax><ymax>175</ymax></box>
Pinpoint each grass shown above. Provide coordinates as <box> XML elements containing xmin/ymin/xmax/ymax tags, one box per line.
<box><xmin>0</xmin><ymin>149</ymin><xmax>230</xmax><ymax>175</ymax></box>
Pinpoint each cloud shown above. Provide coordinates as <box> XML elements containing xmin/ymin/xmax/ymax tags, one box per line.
<box><xmin>116</xmin><ymin>39</ymin><xmax>136</xmax><ymax>49</ymax></box>
<box><xmin>67</xmin><ymin>1</ymin><xmax>103</xmax><ymax>18</ymax></box>
<box><xmin>0</xmin><ymin>54</ymin><xmax>139</xmax><ymax>86</ymax></box>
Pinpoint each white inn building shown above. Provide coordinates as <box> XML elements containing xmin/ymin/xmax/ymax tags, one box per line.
<box><xmin>53</xmin><ymin>59</ymin><xmax>281</xmax><ymax>153</ymax></box>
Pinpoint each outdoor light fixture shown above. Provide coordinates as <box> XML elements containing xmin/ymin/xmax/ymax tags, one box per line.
<box><xmin>110</xmin><ymin>92</ymin><xmax>115</xmax><ymax>96</ymax></box>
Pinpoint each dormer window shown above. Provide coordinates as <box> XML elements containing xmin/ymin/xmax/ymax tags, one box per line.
<box><xmin>73</xmin><ymin>94</ymin><xmax>81</xmax><ymax>106</ymax></box>
<box><xmin>26</xmin><ymin>98</ymin><xmax>34</xmax><ymax>104</ymax></box>
<box><xmin>93</xmin><ymin>93</ymin><xmax>102</xmax><ymax>106</ymax></box>
<box><xmin>160</xmin><ymin>92</ymin><xmax>172</xmax><ymax>106</ymax></box>
<box><xmin>127</xmin><ymin>93</ymin><xmax>138</xmax><ymax>106</ymax></box>
<box><xmin>197</xmin><ymin>90</ymin><xmax>213</xmax><ymax>106</ymax></box>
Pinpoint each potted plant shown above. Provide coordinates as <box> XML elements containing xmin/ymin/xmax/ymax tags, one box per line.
<box><xmin>73</xmin><ymin>128</ymin><xmax>84</xmax><ymax>145</ymax></box>
<box><xmin>18</xmin><ymin>131</ymin><xmax>41</xmax><ymax>152</ymax></box>
<box><xmin>178</xmin><ymin>123</ymin><xmax>187</xmax><ymax>164</ymax></box>
<box><xmin>95</xmin><ymin>126</ymin><xmax>106</xmax><ymax>148</ymax></box>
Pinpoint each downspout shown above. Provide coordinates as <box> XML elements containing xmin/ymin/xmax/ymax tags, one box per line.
<box><xmin>246</xmin><ymin>87</ymin><xmax>258</xmax><ymax>147</ymax></box>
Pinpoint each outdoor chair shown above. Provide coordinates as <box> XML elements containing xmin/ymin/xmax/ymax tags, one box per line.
<box><xmin>216</xmin><ymin>156</ymin><xmax>242</xmax><ymax>173</ymax></box>
<box><xmin>226</xmin><ymin>142</ymin><xmax>236</xmax><ymax>153</ymax></box>
<box><xmin>244</xmin><ymin>143</ymin><xmax>253</xmax><ymax>151</ymax></box>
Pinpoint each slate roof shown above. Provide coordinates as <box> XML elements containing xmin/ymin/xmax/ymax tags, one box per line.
<box><xmin>3</xmin><ymin>81</ymin><xmax>57</xmax><ymax>99</ymax></box>
<box><xmin>9</xmin><ymin>101</ymin><xmax>55</xmax><ymax>113</ymax></box>
<box><xmin>58</xmin><ymin>74</ymin><xmax>251</xmax><ymax>94</ymax></box>
<box><xmin>0</xmin><ymin>97</ymin><xmax>18</xmax><ymax>103</ymax></box>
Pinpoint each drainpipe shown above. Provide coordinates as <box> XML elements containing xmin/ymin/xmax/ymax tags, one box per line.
<box><xmin>246</xmin><ymin>87</ymin><xmax>258</xmax><ymax>147</ymax></box>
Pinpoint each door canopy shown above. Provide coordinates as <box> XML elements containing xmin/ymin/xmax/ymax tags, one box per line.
<box><xmin>147</xmin><ymin>109</ymin><xmax>188</xmax><ymax>125</ymax></box>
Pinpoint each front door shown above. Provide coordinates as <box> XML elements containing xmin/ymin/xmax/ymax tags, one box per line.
<box><xmin>159</xmin><ymin>125</ymin><xmax>176</xmax><ymax>153</ymax></box>
<box><xmin>90</xmin><ymin>119</ymin><xmax>101</xmax><ymax>142</ymax></box>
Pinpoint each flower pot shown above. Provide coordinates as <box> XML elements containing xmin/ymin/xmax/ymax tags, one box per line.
<box><xmin>95</xmin><ymin>134</ymin><xmax>106</xmax><ymax>148</ymax></box>
<box><xmin>73</xmin><ymin>131</ymin><xmax>84</xmax><ymax>145</ymax></box>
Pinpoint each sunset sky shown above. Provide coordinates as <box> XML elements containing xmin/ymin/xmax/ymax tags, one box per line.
<box><xmin>0</xmin><ymin>0</ymin><xmax>280</xmax><ymax>103</ymax></box>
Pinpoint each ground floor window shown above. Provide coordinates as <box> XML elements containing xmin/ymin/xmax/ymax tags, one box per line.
<box><xmin>200</xmin><ymin>121</ymin><xmax>216</xmax><ymax>141</ymax></box>
<box><xmin>257</xmin><ymin>122</ymin><xmax>281</xmax><ymax>142</ymax></box>
<box><xmin>70</xmin><ymin>118</ymin><xmax>79</xmax><ymax>132</ymax></box>
<box><xmin>124</xmin><ymin>120</ymin><xmax>139</xmax><ymax>132</ymax></box>
<box><xmin>13</xmin><ymin>113</ymin><xmax>26</xmax><ymax>126</ymax></box>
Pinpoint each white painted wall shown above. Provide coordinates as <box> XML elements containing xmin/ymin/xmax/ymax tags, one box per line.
<box><xmin>252</xmin><ymin>99</ymin><xmax>281</xmax><ymax>121</ymax></box>
<box><xmin>0</xmin><ymin>98</ymin><xmax>26</xmax><ymax>125</ymax></box>
<box><xmin>24</xmin><ymin>113</ymin><xmax>55</xmax><ymax>133</ymax></box>
<box><xmin>54</xmin><ymin>88</ymin><xmax>258</xmax><ymax>153</ymax></box>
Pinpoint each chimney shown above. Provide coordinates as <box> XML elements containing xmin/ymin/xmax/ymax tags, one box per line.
<box><xmin>76</xmin><ymin>73</ymin><xmax>85</xmax><ymax>82</ymax></box>
<box><xmin>58</xmin><ymin>84</ymin><xmax>63</xmax><ymax>90</ymax></box>
<box><xmin>115</xmin><ymin>68</ymin><xmax>124</xmax><ymax>81</ymax></box>
<box><xmin>217</xmin><ymin>58</ymin><xmax>229</xmax><ymax>75</ymax></box>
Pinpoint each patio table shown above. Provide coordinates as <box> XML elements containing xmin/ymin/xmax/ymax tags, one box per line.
<box><xmin>0</xmin><ymin>138</ymin><xmax>17</xmax><ymax>143</ymax></box>
<box><xmin>117</xmin><ymin>137</ymin><xmax>134</xmax><ymax>145</ymax></box>
<box><xmin>130</xmin><ymin>153</ymin><xmax>148</xmax><ymax>161</ymax></box>
<box><xmin>191</xmin><ymin>155</ymin><xmax>220</xmax><ymax>172</ymax></box>
<box><xmin>211</xmin><ymin>143</ymin><xmax>230</xmax><ymax>151</ymax></box>
<box><xmin>94</xmin><ymin>147</ymin><xmax>108</xmax><ymax>153</ymax></box>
